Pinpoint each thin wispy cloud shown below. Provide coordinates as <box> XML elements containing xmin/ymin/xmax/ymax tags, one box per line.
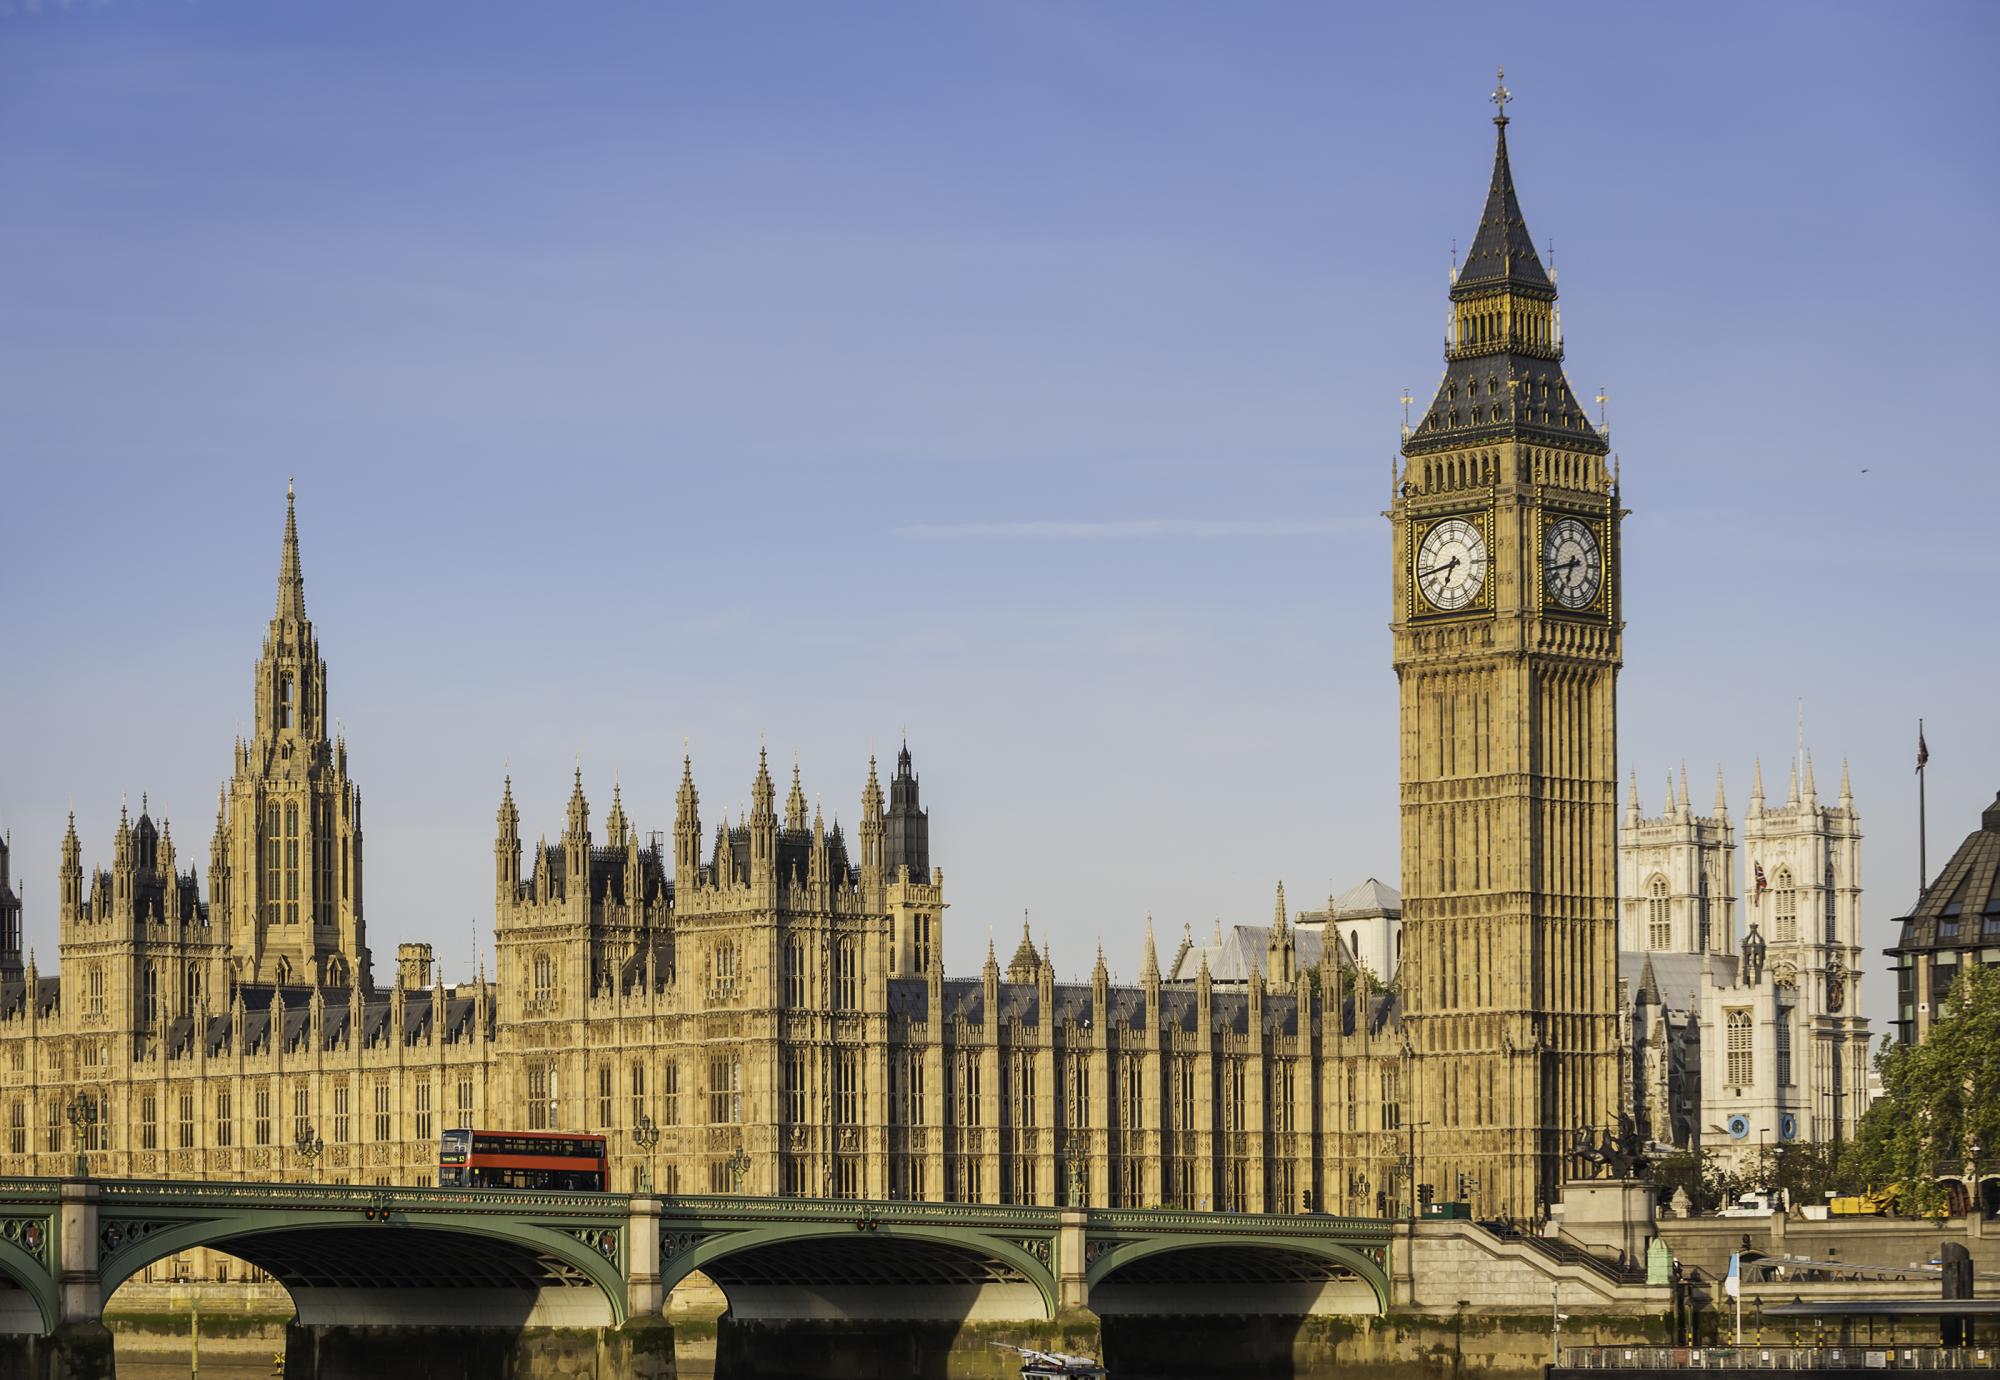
<box><xmin>900</xmin><ymin>518</ymin><xmax>1368</xmax><ymax>540</ymax></box>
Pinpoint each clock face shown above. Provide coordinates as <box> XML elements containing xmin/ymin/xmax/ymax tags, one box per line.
<box><xmin>1416</xmin><ymin>517</ymin><xmax>1488</xmax><ymax>612</ymax></box>
<box><xmin>1543</xmin><ymin>516</ymin><xmax>1602</xmax><ymax>610</ymax></box>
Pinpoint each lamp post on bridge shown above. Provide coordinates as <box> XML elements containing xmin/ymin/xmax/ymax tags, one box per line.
<box><xmin>633</xmin><ymin>1114</ymin><xmax>659</xmax><ymax>1194</ymax></box>
<box><xmin>294</xmin><ymin>1123</ymin><xmax>324</xmax><ymax>1184</ymax></box>
<box><xmin>64</xmin><ymin>1093</ymin><xmax>98</xmax><ymax>1179</ymax></box>
<box><xmin>724</xmin><ymin>1146</ymin><xmax>750</xmax><ymax>1194</ymax></box>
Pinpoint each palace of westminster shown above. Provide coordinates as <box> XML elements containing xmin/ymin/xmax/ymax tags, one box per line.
<box><xmin>0</xmin><ymin>94</ymin><xmax>1876</xmax><ymax>1222</ymax></box>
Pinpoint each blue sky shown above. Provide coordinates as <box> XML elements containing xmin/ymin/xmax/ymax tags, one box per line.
<box><xmin>2</xmin><ymin>2</ymin><xmax>1995</xmax><ymax>1035</ymax></box>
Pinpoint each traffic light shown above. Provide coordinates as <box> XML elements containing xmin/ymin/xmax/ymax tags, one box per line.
<box><xmin>1418</xmin><ymin>1182</ymin><xmax>1434</xmax><ymax>1209</ymax></box>
<box><xmin>1301</xmin><ymin>1189</ymin><xmax>1314</xmax><ymax>1213</ymax></box>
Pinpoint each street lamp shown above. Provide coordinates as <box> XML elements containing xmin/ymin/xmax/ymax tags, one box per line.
<box><xmin>632</xmin><ymin>1114</ymin><xmax>659</xmax><ymax>1194</ymax></box>
<box><xmin>294</xmin><ymin>1123</ymin><xmax>324</xmax><ymax>1184</ymax></box>
<box><xmin>724</xmin><ymin>1146</ymin><xmax>750</xmax><ymax>1194</ymax></box>
<box><xmin>1064</xmin><ymin>1133</ymin><xmax>1086</xmax><ymax>1208</ymax></box>
<box><xmin>64</xmin><ymin>1094</ymin><xmax>98</xmax><ymax>1179</ymax></box>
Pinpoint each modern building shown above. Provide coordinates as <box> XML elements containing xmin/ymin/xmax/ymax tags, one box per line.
<box><xmin>1886</xmin><ymin>790</ymin><xmax>2000</xmax><ymax>1046</ymax></box>
<box><xmin>0</xmin><ymin>88</ymin><xmax>1617</xmax><ymax>1223</ymax></box>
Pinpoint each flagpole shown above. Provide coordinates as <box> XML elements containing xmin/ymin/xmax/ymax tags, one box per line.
<box><xmin>1918</xmin><ymin>719</ymin><xmax>1929</xmax><ymax>900</ymax></box>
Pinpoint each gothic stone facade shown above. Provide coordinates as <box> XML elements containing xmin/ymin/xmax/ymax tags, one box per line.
<box><xmin>1390</xmin><ymin>93</ymin><xmax>1623</xmax><ymax>1218</ymax></box>
<box><xmin>2</xmin><ymin>99</ymin><xmax>1616</xmax><ymax>1223</ymax></box>
<box><xmin>0</xmin><ymin>494</ymin><xmax>1417</xmax><ymax>1217</ymax></box>
<box><xmin>1618</xmin><ymin>761</ymin><xmax>1871</xmax><ymax>1170</ymax></box>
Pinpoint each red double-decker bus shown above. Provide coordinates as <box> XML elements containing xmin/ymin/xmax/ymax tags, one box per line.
<box><xmin>438</xmin><ymin>1129</ymin><xmax>608</xmax><ymax>1191</ymax></box>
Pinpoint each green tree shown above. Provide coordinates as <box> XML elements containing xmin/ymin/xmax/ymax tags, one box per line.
<box><xmin>1848</xmin><ymin>963</ymin><xmax>2000</xmax><ymax>1218</ymax></box>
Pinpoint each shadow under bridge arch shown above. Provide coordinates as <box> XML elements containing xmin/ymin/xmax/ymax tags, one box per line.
<box><xmin>664</xmin><ymin>1222</ymin><xmax>1058</xmax><ymax>1322</ymax></box>
<box><xmin>99</xmin><ymin>1206</ymin><xmax>629</xmax><ymax>1329</ymax></box>
<box><xmin>1087</xmin><ymin>1234</ymin><xmax>1388</xmax><ymax>1317</ymax></box>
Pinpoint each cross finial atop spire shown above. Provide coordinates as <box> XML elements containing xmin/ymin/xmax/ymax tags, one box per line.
<box><xmin>1490</xmin><ymin>65</ymin><xmax>1511</xmax><ymax>125</ymax></box>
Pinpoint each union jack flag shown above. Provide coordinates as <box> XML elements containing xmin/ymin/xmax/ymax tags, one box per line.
<box><xmin>1753</xmin><ymin>862</ymin><xmax>1768</xmax><ymax>898</ymax></box>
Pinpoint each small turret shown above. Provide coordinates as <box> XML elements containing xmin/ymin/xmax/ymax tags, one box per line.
<box><xmin>749</xmin><ymin>748</ymin><xmax>777</xmax><ymax>879</ymax></box>
<box><xmin>1625</xmin><ymin>772</ymin><xmax>1641</xmax><ymax>827</ymax></box>
<box><xmin>1750</xmin><ymin>758</ymin><xmax>1766</xmax><ymax>817</ymax></box>
<box><xmin>60</xmin><ymin>812</ymin><xmax>83</xmax><ymax>922</ymax></box>
<box><xmin>1267</xmin><ymin>881</ymin><xmax>1296</xmax><ymax>988</ymax></box>
<box><xmin>859</xmin><ymin>754</ymin><xmax>885</xmax><ymax>886</ymax></box>
<box><xmin>1006</xmin><ymin>918</ymin><xmax>1038</xmax><ymax>985</ymax></box>
<box><xmin>604</xmin><ymin>781</ymin><xmax>629</xmax><ymax>849</ymax></box>
<box><xmin>1677</xmin><ymin>762</ymin><xmax>1691</xmax><ymax>816</ymax></box>
<box><xmin>1139</xmin><ymin>914</ymin><xmax>1160</xmax><ymax>988</ymax></box>
<box><xmin>1839</xmin><ymin>756</ymin><xmax>1853</xmax><ymax>809</ymax></box>
<box><xmin>674</xmin><ymin>750</ymin><xmax>702</xmax><ymax>881</ymax></box>
<box><xmin>885</xmin><ymin>738</ymin><xmax>930</xmax><ymax>880</ymax></box>
<box><xmin>496</xmin><ymin>775</ymin><xmax>521</xmax><ymax>902</ymax></box>
<box><xmin>784</xmin><ymin>759</ymin><xmax>807</xmax><ymax>834</ymax></box>
<box><xmin>562</xmin><ymin>767</ymin><xmax>590</xmax><ymax>895</ymax></box>
<box><xmin>1714</xmin><ymin>766</ymin><xmax>1729</xmax><ymax>819</ymax></box>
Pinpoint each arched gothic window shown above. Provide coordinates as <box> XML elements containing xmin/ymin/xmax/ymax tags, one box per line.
<box><xmin>1824</xmin><ymin>858</ymin><xmax>1838</xmax><ymax>944</ymax></box>
<box><xmin>1773</xmin><ymin>867</ymin><xmax>1797</xmax><ymax>941</ymax></box>
<box><xmin>532</xmin><ymin>953</ymin><xmax>555</xmax><ymax>1007</ymax></box>
<box><xmin>1647</xmin><ymin>875</ymin><xmax>1671</xmax><ymax>950</ymax></box>
<box><xmin>279</xmin><ymin>674</ymin><xmax>294</xmax><ymax>730</ymax></box>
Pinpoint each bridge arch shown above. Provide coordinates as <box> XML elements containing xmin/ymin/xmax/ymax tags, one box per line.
<box><xmin>1086</xmin><ymin>1235</ymin><xmax>1388</xmax><ymax>1317</ymax></box>
<box><xmin>100</xmin><ymin>1211</ymin><xmax>628</xmax><ymax>1329</ymax></box>
<box><xmin>0</xmin><ymin>1231</ymin><xmax>58</xmax><ymax>1336</ymax></box>
<box><xmin>663</xmin><ymin>1222</ymin><xmax>1058</xmax><ymax>1322</ymax></box>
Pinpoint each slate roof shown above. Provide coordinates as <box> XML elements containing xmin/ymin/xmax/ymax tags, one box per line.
<box><xmin>1403</xmin><ymin>116</ymin><xmax>1606</xmax><ymax>460</ymax></box>
<box><xmin>1621</xmin><ymin>950</ymin><xmax>1737</xmax><ymax>1010</ymax></box>
<box><xmin>1890</xmin><ymin>791</ymin><xmax>2000</xmax><ymax>956</ymax></box>
<box><xmin>1167</xmin><ymin>924</ymin><xmax>1334</xmax><ymax>984</ymax></box>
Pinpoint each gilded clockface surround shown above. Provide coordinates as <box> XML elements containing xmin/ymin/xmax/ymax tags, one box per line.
<box><xmin>1410</xmin><ymin>512</ymin><xmax>1493</xmax><ymax>617</ymax></box>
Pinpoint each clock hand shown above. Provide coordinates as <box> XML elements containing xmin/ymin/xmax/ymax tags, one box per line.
<box><xmin>1416</xmin><ymin>557</ymin><xmax>1462</xmax><ymax>579</ymax></box>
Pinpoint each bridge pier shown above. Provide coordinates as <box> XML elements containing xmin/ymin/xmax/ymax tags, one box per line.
<box><xmin>626</xmin><ymin>1194</ymin><xmax>664</xmax><ymax>1319</ymax></box>
<box><xmin>46</xmin><ymin>1182</ymin><xmax>113</xmax><ymax>1380</ymax></box>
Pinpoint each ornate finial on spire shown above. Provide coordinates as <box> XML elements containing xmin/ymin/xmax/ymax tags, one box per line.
<box><xmin>276</xmin><ymin>481</ymin><xmax>306</xmax><ymax>619</ymax></box>
<box><xmin>1626</xmin><ymin>771</ymin><xmax>1641</xmax><ymax>821</ymax></box>
<box><xmin>1490</xmin><ymin>65</ymin><xmax>1511</xmax><ymax>124</ymax></box>
<box><xmin>1714</xmin><ymin>766</ymin><xmax>1729</xmax><ymax>817</ymax></box>
<box><xmin>1839</xmin><ymin>755</ymin><xmax>1853</xmax><ymax>805</ymax></box>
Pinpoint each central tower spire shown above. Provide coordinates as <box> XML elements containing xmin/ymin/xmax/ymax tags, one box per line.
<box><xmin>277</xmin><ymin>477</ymin><xmax>306</xmax><ymax>621</ymax></box>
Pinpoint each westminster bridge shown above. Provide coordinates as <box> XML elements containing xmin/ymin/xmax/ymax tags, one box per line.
<box><xmin>0</xmin><ymin>1176</ymin><xmax>1434</xmax><ymax>1375</ymax></box>
<box><xmin>0</xmin><ymin>1177</ymin><xmax>1675</xmax><ymax>1377</ymax></box>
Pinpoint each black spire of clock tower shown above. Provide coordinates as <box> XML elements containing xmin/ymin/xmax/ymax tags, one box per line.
<box><xmin>1403</xmin><ymin>82</ymin><xmax>1605</xmax><ymax>461</ymax></box>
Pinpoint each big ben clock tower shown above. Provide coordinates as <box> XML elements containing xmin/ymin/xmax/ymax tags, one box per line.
<box><xmin>1391</xmin><ymin>75</ymin><xmax>1623</xmax><ymax>1220</ymax></box>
